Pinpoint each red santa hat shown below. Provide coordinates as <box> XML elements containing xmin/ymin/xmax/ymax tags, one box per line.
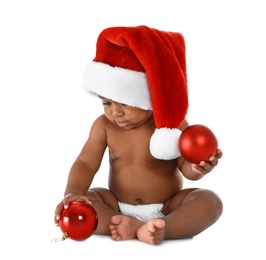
<box><xmin>83</xmin><ymin>25</ymin><xmax>188</xmax><ymax>160</ymax></box>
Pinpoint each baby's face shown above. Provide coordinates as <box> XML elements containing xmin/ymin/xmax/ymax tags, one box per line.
<box><xmin>99</xmin><ymin>96</ymin><xmax>153</xmax><ymax>130</ymax></box>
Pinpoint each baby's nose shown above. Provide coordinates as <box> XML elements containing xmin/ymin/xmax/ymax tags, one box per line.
<box><xmin>112</xmin><ymin>106</ymin><xmax>124</xmax><ymax>117</ymax></box>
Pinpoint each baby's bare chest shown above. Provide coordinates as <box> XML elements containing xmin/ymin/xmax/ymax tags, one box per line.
<box><xmin>107</xmin><ymin>128</ymin><xmax>152</xmax><ymax>158</ymax></box>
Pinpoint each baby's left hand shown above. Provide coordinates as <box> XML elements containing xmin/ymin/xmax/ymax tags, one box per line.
<box><xmin>192</xmin><ymin>149</ymin><xmax>223</xmax><ymax>175</ymax></box>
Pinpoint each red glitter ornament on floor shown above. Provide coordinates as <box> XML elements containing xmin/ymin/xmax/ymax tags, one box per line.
<box><xmin>178</xmin><ymin>124</ymin><xmax>218</xmax><ymax>164</ymax></box>
<box><xmin>53</xmin><ymin>201</ymin><xmax>98</xmax><ymax>242</ymax></box>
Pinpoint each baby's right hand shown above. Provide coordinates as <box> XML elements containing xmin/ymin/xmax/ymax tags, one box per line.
<box><xmin>54</xmin><ymin>193</ymin><xmax>92</xmax><ymax>226</ymax></box>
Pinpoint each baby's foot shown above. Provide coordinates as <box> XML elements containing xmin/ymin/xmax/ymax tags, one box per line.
<box><xmin>136</xmin><ymin>218</ymin><xmax>165</xmax><ymax>245</ymax></box>
<box><xmin>109</xmin><ymin>215</ymin><xmax>143</xmax><ymax>241</ymax></box>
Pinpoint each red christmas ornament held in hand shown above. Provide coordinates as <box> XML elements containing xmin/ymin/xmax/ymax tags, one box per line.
<box><xmin>178</xmin><ymin>124</ymin><xmax>218</xmax><ymax>164</ymax></box>
<box><xmin>53</xmin><ymin>201</ymin><xmax>98</xmax><ymax>242</ymax></box>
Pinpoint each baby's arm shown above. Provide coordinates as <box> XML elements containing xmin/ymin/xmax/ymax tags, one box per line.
<box><xmin>178</xmin><ymin>149</ymin><xmax>223</xmax><ymax>180</ymax></box>
<box><xmin>54</xmin><ymin>115</ymin><xmax>107</xmax><ymax>224</ymax></box>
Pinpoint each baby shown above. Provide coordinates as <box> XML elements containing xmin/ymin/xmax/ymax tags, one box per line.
<box><xmin>54</xmin><ymin>26</ymin><xmax>223</xmax><ymax>245</ymax></box>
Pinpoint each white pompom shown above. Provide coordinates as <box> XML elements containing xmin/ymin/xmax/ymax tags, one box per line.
<box><xmin>150</xmin><ymin>128</ymin><xmax>181</xmax><ymax>160</ymax></box>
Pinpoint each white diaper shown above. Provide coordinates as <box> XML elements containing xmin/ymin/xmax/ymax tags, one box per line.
<box><xmin>118</xmin><ymin>201</ymin><xmax>164</xmax><ymax>222</ymax></box>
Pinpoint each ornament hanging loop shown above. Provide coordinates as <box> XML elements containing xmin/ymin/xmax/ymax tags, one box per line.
<box><xmin>51</xmin><ymin>233</ymin><xmax>69</xmax><ymax>242</ymax></box>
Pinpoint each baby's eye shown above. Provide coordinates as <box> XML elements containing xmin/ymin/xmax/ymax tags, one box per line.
<box><xmin>102</xmin><ymin>102</ymin><xmax>111</xmax><ymax>106</ymax></box>
<box><xmin>119</xmin><ymin>103</ymin><xmax>127</xmax><ymax>106</ymax></box>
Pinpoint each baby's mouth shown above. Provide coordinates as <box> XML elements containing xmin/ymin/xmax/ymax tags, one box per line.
<box><xmin>116</xmin><ymin>121</ymin><xmax>130</xmax><ymax>128</ymax></box>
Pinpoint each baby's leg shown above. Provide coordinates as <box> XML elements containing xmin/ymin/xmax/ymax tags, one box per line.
<box><xmin>162</xmin><ymin>188</ymin><xmax>223</xmax><ymax>239</ymax></box>
<box><xmin>87</xmin><ymin>188</ymin><xmax>121</xmax><ymax>235</ymax></box>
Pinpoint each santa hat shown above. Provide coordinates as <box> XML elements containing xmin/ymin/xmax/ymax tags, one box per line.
<box><xmin>83</xmin><ymin>25</ymin><xmax>188</xmax><ymax>160</ymax></box>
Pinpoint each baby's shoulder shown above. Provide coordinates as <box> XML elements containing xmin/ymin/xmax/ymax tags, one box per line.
<box><xmin>95</xmin><ymin>114</ymin><xmax>107</xmax><ymax>122</ymax></box>
<box><xmin>92</xmin><ymin>114</ymin><xmax>110</xmax><ymax>128</ymax></box>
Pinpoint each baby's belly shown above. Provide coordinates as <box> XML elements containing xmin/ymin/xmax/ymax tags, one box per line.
<box><xmin>109</xmin><ymin>171</ymin><xmax>183</xmax><ymax>205</ymax></box>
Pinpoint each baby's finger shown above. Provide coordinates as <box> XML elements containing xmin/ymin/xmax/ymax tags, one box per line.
<box><xmin>76</xmin><ymin>196</ymin><xmax>93</xmax><ymax>206</ymax></box>
<box><xmin>199</xmin><ymin>161</ymin><xmax>214</xmax><ymax>171</ymax></box>
<box><xmin>64</xmin><ymin>196</ymin><xmax>92</xmax><ymax>209</ymax></box>
<box><xmin>54</xmin><ymin>203</ymin><xmax>64</xmax><ymax>225</ymax></box>
<box><xmin>209</xmin><ymin>156</ymin><xmax>219</xmax><ymax>167</ymax></box>
<box><xmin>216</xmin><ymin>149</ymin><xmax>223</xmax><ymax>159</ymax></box>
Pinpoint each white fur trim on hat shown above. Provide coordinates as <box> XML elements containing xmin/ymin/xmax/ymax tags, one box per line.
<box><xmin>150</xmin><ymin>128</ymin><xmax>182</xmax><ymax>160</ymax></box>
<box><xmin>83</xmin><ymin>62</ymin><xmax>152</xmax><ymax>110</ymax></box>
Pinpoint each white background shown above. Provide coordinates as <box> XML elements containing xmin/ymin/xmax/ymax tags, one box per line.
<box><xmin>1</xmin><ymin>0</ymin><xmax>265</xmax><ymax>259</ymax></box>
